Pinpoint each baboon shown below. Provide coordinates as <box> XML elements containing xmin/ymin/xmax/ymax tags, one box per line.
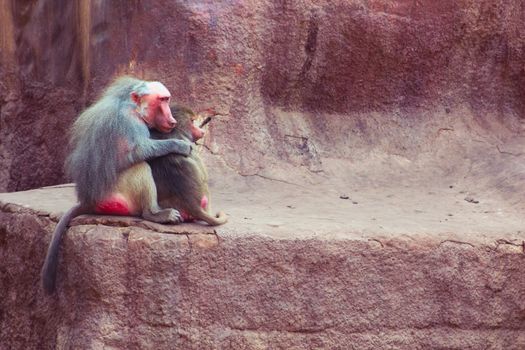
<box><xmin>41</xmin><ymin>76</ymin><xmax>191</xmax><ymax>294</ymax></box>
<box><xmin>149</xmin><ymin>105</ymin><xmax>228</xmax><ymax>226</ymax></box>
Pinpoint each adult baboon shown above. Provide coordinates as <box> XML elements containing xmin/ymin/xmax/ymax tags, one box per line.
<box><xmin>41</xmin><ymin>76</ymin><xmax>190</xmax><ymax>294</ymax></box>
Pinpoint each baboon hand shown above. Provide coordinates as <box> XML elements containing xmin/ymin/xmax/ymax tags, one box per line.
<box><xmin>167</xmin><ymin>209</ymin><xmax>184</xmax><ymax>224</ymax></box>
<box><xmin>170</xmin><ymin>139</ymin><xmax>192</xmax><ymax>156</ymax></box>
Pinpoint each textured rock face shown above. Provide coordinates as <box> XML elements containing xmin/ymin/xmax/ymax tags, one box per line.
<box><xmin>1</xmin><ymin>1</ymin><xmax>525</xmax><ymax>349</ymax></box>
<box><xmin>1</xmin><ymin>202</ymin><xmax>525</xmax><ymax>350</ymax></box>
<box><xmin>1</xmin><ymin>0</ymin><xmax>524</xmax><ymax>192</ymax></box>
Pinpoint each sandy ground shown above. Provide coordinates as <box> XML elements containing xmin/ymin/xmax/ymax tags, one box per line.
<box><xmin>1</xmin><ymin>112</ymin><xmax>523</xmax><ymax>247</ymax></box>
<box><xmin>1</xmin><ymin>158</ymin><xmax>522</xmax><ymax>248</ymax></box>
<box><xmin>214</xmin><ymin>173</ymin><xmax>524</xmax><ymax>245</ymax></box>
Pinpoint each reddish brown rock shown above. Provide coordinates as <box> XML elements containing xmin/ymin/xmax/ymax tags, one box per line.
<box><xmin>0</xmin><ymin>0</ymin><xmax>524</xmax><ymax>194</ymax></box>
<box><xmin>1</xmin><ymin>0</ymin><xmax>525</xmax><ymax>349</ymax></box>
<box><xmin>1</xmin><ymin>180</ymin><xmax>525</xmax><ymax>349</ymax></box>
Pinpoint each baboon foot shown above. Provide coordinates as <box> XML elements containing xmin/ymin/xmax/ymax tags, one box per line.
<box><xmin>143</xmin><ymin>208</ymin><xmax>183</xmax><ymax>224</ymax></box>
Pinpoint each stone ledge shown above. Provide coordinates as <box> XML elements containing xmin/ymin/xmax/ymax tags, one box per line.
<box><xmin>1</xmin><ymin>186</ymin><xmax>525</xmax><ymax>349</ymax></box>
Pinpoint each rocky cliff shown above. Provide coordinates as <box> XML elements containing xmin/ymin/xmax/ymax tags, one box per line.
<box><xmin>1</xmin><ymin>0</ymin><xmax>524</xmax><ymax>194</ymax></box>
<box><xmin>1</xmin><ymin>1</ymin><xmax>524</xmax><ymax>349</ymax></box>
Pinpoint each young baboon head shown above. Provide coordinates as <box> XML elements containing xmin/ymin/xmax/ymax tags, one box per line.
<box><xmin>170</xmin><ymin>105</ymin><xmax>212</xmax><ymax>142</ymax></box>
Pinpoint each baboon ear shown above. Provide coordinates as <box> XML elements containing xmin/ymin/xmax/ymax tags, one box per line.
<box><xmin>130</xmin><ymin>92</ymin><xmax>140</xmax><ymax>105</ymax></box>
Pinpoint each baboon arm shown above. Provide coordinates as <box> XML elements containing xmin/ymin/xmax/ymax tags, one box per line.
<box><xmin>125</xmin><ymin>139</ymin><xmax>191</xmax><ymax>166</ymax></box>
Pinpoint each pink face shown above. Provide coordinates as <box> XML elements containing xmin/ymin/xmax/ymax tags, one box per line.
<box><xmin>188</xmin><ymin>110</ymin><xmax>216</xmax><ymax>141</ymax></box>
<box><xmin>133</xmin><ymin>82</ymin><xmax>177</xmax><ymax>133</ymax></box>
<box><xmin>190</xmin><ymin>121</ymin><xmax>206</xmax><ymax>141</ymax></box>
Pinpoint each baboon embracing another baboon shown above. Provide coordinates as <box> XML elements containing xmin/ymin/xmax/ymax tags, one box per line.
<box><xmin>41</xmin><ymin>76</ymin><xmax>191</xmax><ymax>294</ymax></box>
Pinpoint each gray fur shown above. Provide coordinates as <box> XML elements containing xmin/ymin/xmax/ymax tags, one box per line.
<box><xmin>42</xmin><ymin>76</ymin><xmax>190</xmax><ymax>294</ymax></box>
<box><xmin>66</xmin><ymin>76</ymin><xmax>190</xmax><ymax>206</ymax></box>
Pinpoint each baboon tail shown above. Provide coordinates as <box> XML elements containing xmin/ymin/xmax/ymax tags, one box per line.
<box><xmin>198</xmin><ymin>209</ymin><xmax>228</xmax><ymax>226</ymax></box>
<box><xmin>41</xmin><ymin>204</ymin><xmax>85</xmax><ymax>294</ymax></box>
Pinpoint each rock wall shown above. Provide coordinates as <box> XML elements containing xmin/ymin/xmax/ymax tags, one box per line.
<box><xmin>1</xmin><ymin>0</ymin><xmax>524</xmax><ymax>191</ymax></box>
<box><xmin>1</xmin><ymin>203</ymin><xmax>525</xmax><ymax>349</ymax></box>
<box><xmin>1</xmin><ymin>2</ymin><xmax>524</xmax><ymax>347</ymax></box>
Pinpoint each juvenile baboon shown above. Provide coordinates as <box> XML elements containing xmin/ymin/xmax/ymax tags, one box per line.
<box><xmin>41</xmin><ymin>76</ymin><xmax>191</xmax><ymax>294</ymax></box>
<box><xmin>149</xmin><ymin>105</ymin><xmax>228</xmax><ymax>226</ymax></box>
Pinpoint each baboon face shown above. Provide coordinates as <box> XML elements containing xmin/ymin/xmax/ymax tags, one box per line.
<box><xmin>134</xmin><ymin>82</ymin><xmax>177</xmax><ymax>133</ymax></box>
<box><xmin>189</xmin><ymin>113</ymin><xmax>206</xmax><ymax>141</ymax></box>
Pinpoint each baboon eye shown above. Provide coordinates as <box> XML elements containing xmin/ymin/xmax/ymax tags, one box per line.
<box><xmin>159</xmin><ymin>96</ymin><xmax>170</xmax><ymax>102</ymax></box>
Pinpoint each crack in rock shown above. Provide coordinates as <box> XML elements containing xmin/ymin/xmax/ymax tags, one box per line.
<box><xmin>439</xmin><ymin>240</ymin><xmax>475</xmax><ymax>248</ymax></box>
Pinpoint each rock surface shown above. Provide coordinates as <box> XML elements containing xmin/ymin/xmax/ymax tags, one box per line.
<box><xmin>1</xmin><ymin>0</ymin><xmax>524</xmax><ymax>193</ymax></box>
<box><xmin>1</xmin><ymin>179</ymin><xmax>525</xmax><ymax>349</ymax></box>
<box><xmin>1</xmin><ymin>0</ymin><xmax>525</xmax><ymax>349</ymax></box>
